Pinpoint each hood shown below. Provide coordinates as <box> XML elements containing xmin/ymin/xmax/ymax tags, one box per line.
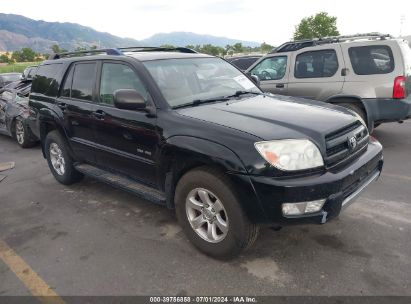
<box><xmin>176</xmin><ymin>94</ymin><xmax>359</xmax><ymax>144</ymax></box>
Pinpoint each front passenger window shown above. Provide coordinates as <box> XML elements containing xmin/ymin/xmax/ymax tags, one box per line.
<box><xmin>250</xmin><ymin>56</ymin><xmax>287</xmax><ymax>81</ymax></box>
<box><xmin>99</xmin><ymin>63</ymin><xmax>149</xmax><ymax>105</ymax></box>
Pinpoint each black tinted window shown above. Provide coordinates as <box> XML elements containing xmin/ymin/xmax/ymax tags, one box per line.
<box><xmin>31</xmin><ymin>64</ymin><xmax>62</xmax><ymax>96</ymax></box>
<box><xmin>231</xmin><ymin>58</ymin><xmax>260</xmax><ymax>70</ymax></box>
<box><xmin>295</xmin><ymin>50</ymin><xmax>338</xmax><ymax>78</ymax></box>
<box><xmin>349</xmin><ymin>45</ymin><xmax>394</xmax><ymax>75</ymax></box>
<box><xmin>99</xmin><ymin>63</ymin><xmax>148</xmax><ymax>105</ymax></box>
<box><xmin>71</xmin><ymin>63</ymin><xmax>96</xmax><ymax>101</ymax></box>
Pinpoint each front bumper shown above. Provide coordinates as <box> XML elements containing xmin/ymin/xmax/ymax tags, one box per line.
<box><xmin>364</xmin><ymin>97</ymin><xmax>411</xmax><ymax>125</ymax></box>
<box><xmin>247</xmin><ymin>139</ymin><xmax>383</xmax><ymax>225</ymax></box>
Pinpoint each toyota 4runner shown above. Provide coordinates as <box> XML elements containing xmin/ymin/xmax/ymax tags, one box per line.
<box><xmin>28</xmin><ymin>47</ymin><xmax>383</xmax><ymax>258</ymax></box>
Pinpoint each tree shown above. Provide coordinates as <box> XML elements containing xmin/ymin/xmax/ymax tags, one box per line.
<box><xmin>260</xmin><ymin>42</ymin><xmax>274</xmax><ymax>53</ymax></box>
<box><xmin>232</xmin><ymin>43</ymin><xmax>244</xmax><ymax>54</ymax></box>
<box><xmin>293</xmin><ymin>12</ymin><xmax>340</xmax><ymax>40</ymax></box>
<box><xmin>0</xmin><ymin>54</ymin><xmax>11</xmax><ymax>64</ymax></box>
<box><xmin>51</xmin><ymin>44</ymin><xmax>67</xmax><ymax>54</ymax></box>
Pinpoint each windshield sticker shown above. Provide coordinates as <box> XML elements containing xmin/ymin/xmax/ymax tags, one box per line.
<box><xmin>234</xmin><ymin>75</ymin><xmax>255</xmax><ymax>90</ymax></box>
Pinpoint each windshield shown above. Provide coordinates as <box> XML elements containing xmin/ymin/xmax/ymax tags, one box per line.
<box><xmin>143</xmin><ymin>57</ymin><xmax>261</xmax><ymax>107</ymax></box>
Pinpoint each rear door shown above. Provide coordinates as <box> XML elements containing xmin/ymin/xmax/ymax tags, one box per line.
<box><xmin>56</xmin><ymin>61</ymin><xmax>98</xmax><ymax>163</ymax></box>
<box><xmin>248</xmin><ymin>55</ymin><xmax>290</xmax><ymax>95</ymax></box>
<box><xmin>287</xmin><ymin>45</ymin><xmax>344</xmax><ymax>100</ymax></box>
<box><xmin>92</xmin><ymin>60</ymin><xmax>158</xmax><ymax>186</ymax></box>
<box><xmin>339</xmin><ymin>41</ymin><xmax>401</xmax><ymax>98</ymax></box>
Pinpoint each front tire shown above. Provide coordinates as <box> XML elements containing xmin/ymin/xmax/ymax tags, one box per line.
<box><xmin>175</xmin><ymin>167</ymin><xmax>259</xmax><ymax>259</ymax></box>
<box><xmin>45</xmin><ymin>130</ymin><xmax>83</xmax><ymax>185</ymax></box>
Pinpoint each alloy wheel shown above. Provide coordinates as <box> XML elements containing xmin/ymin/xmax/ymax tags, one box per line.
<box><xmin>185</xmin><ymin>188</ymin><xmax>229</xmax><ymax>243</ymax></box>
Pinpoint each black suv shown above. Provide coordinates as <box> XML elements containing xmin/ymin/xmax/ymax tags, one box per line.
<box><xmin>28</xmin><ymin>47</ymin><xmax>383</xmax><ymax>258</ymax></box>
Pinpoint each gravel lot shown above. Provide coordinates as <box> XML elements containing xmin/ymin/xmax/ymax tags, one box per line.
<box><xmin>1</xmin><ymin>122</ymin><xmax>411</xmax><ymax>296</ymax></box>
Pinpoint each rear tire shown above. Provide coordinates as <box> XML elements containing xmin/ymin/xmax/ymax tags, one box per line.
<box><xmin>14</xmin><ymin>117</ymin><xmax>36</xmax><ymax>148</ymax></box>
<box><xmin>175</xmin><ymin>166</ymin><xmax>259</xmax><ymax>259</ymax></box>
<box><xmin>45</xmin><ymin>130</ymin><xmax>83</xmax><ymax>185</ymax></box>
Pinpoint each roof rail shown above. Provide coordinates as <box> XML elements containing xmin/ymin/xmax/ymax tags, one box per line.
<box><xmin>48</xmin><ymin>46</ymin><xmax>198</xmax><ymax>60</ymax></box>
<box><xmin>118</xmin><ymin>46</ymin><xmax>197</xmax><ymax>54</ymax></box>
<box><xmin>270</xmin><ymin>32</ymin><xmax>394</xmax><ymax>53</ymax></box>
<box><xmin>48</xmin><ymin>48</ymin><xmax>123</xmax><ymax>60</ymax></box>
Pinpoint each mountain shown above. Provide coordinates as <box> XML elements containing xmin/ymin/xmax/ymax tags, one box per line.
<box><xmin>141</xmin><ymin>32</ymin><xmax>260</xmax><ymax>48</ymax></box>
<box><xmin>0</xmin><ymin>13</ymin><xmax>140</xmax><ymax>52</ymax></box>
<box><xmin>0</xmin><ymin>13</ymin><xmax>260</xmax><ymax>52</ymax></box>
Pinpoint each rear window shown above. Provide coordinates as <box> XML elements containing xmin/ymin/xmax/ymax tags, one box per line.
<box><xmin>31</xmin><ymin>63</ymin><xmax>63</xmax><ymax>96</ymax></box>
<box><xmin>348</xmin><ymin>45</ymin><xmax>394</xmax><ymax>75</ymax></box>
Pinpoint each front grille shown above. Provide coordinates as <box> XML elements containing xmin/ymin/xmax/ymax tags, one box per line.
<box><xmin>325</xmin><ymin>121</ymin><xmax>369</xmax><ymax>168</ymax></box>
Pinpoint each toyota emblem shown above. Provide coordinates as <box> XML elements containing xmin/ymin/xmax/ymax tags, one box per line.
<box><xmin>348</xmin><ymin>136</ymin><xmax>357</xmax><ymax>150</ymax></box>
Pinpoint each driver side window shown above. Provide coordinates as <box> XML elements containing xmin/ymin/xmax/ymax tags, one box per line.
<box><xmin>99</xmin><ymin>63</ymin><xmax>149</xmax><ymax>105</ymax></box>
<box><xmin>251</xmin><ymin>56</ymin><xmax>287</xmax><ymax>81</ymax></box>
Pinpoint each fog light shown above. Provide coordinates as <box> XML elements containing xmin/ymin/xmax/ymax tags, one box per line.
<box><xmin>282</xmin><ymin>199</ymin><xmax>326</xmax><ymax>216</ymax></box>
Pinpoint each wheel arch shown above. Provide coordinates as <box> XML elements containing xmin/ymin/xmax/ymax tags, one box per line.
<box><xmin>326</xmin><ymin>95</ymin><xmax>373</xmax><ymax>127</ymax></box>
<box><xmin>159</xmin><ymin>136</ymin><xmax>266</xmax><ymax>222</ymax></box>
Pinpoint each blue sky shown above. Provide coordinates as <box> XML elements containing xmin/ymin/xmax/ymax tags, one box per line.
<box><xmin>1</xmin><ymin>0</ymin><xmax>410</xmax><ymax>45</ymax></box>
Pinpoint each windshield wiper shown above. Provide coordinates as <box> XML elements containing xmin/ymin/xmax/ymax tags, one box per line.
<box><xmin>173</xmin><ymin>96</ymin><xmax>229</xmax><ymax>109</ymax></box>
<box><xmin>224</xmin><ymin>90</ymin><xmax>263</xmax><ymax>98</ymax></box>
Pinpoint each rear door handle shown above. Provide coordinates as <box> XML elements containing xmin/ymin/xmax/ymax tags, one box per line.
<box><xmin>276</xmin><ymin>83</ymin><xmax>285</xmax><ymax>88</ymax></box>
<box><xmin>92</xmin><ymin>110</ymin><xmax>105</xmax><ymax>120</ymax></box>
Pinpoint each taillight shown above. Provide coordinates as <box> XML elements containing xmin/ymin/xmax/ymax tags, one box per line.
<box><xmin>393</xmin><ymin>76</ymin><xmax>406</xmax><ymax>99</ymax></box>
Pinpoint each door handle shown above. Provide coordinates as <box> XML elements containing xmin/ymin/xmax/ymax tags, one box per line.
<box><xmin>276</xmin><ymin>83</ymin><xmax>285</xmax><ymax>88</ymax></box>
<box><xmin>57</xmin><ymin>102</ymin><xmax>67</xmax><ymax>111</ymax></box>
<box><xmin>341</xmin><ymin>68</ymin><xmax>349</xmax><ymax>76</ymax></box>
<box><xmin>92</xmin><ymin>110</ymin><xmax>105</xmax><ymax>120</ymax></box>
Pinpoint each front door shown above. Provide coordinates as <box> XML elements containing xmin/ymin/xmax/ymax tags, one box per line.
<box><xmin>249</xmin><ymin>55</ymin><xmax>290</xmax><ymax>95</ymax></box>
<box><xmin>93</xmin><ymin>61</ymin><xmax>158</xmax><ymax>186</ymax></box>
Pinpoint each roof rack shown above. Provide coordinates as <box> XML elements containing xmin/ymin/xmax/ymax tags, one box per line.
<box><xmin>119</xmin><ymin>46</ymin><xmax>197</xmax><ymax>54</ymax></box>
<box><xmin>270</xmin><ymin>32</ymin><xmax>394</xmax><ymax>53</ymax></box>
<box><xmin>48</xmin><ymin>48</ymin><xmax>123</xmax><ymax>60</ymax></box>
<box><xmin>48</xmin><ymin>46</ymin><xmax>197</xmax><ymax>60</ymax></box>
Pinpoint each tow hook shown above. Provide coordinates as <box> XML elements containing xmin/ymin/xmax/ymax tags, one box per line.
<box><xmin>320</xmin><ymin>210</ymin><xmax>328</xmax><ymax>224</ymax></box>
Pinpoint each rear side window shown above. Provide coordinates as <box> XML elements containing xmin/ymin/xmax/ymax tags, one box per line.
<box><xmin>71</xmin><ymin>63</ymin><xmax>97</xmax><ymax>101</ymax></box>
<box><xmin>32</xmin><ymin>64</ymin><xmax>63</xmax><ymax>96</ymax></box>
<box><xmin>348</xmin><ymin>45</ymin><xmax>394</xmax><ymax>75</ymax></box>
<box><xmin>295</xmin><ymin>50</ymin><xmax>338</xmax><ymax>78</ymax></box>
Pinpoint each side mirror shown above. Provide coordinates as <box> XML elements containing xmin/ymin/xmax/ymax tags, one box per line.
<box><xmin>250</xmin><ymin>75</ymin><xmax>260</xmax><ymax>87</ymax></box>
<box><xmin>113</xmin><ymin>89</ymin><xmax>146</xmax><ymax>110</ymax></box>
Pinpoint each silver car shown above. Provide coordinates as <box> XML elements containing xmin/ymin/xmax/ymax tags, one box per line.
<box><xmin>247</xmin><ymin>33</ymin><xmax>411</xmax><ymax>130</ymax></box>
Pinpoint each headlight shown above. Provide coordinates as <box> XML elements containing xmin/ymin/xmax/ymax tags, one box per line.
<box><xmin>254</xmin><ymin>139</ymin><xmax>324</xmax><ymax>171</ymax></box>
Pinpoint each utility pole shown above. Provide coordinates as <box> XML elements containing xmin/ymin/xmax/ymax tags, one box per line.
<box><xmin>400</xmin><ymin>15</ymin><xmax>406</xmax><ymax>37</ymax></box>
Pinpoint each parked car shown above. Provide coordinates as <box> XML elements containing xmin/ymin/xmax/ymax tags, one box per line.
<box><xmin>226</xmin><ymin>55</ymin><xmax>262</xmax><ymax>71</ymax></box>
<box><xmin>28</xmin><ymin>47</ymin><xmax>383</xmax><ymax>258</ymax></box>
<box><xmin>0</xmin><ymin>83</ymin><xmax>37</xmax><ymax>147</ymax></box>
<box><xmin>0</xmin><ymin>73</ymin><xmax>22</xmax><ymax>89</ymax></box>
<box><xmin>247</xmin><ymin>33</ymin><xmax>411</xmax><ymax>130</ymax></box>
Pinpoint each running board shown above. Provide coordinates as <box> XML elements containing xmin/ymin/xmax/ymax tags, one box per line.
<box><xmin>74</xmin><ymin>163</ymin><xmax>166</xmax><ymax>205</ymax></box>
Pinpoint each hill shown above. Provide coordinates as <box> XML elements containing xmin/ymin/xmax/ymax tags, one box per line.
<box><xmin>0</xmin><ymin>13</ymin><xmax>260</xmax><ymax>52</ymax></box>
<box><xmin>141</xmin><ymin>32</ymin><xmax>260</xmax><ymax>48</ymax></box>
